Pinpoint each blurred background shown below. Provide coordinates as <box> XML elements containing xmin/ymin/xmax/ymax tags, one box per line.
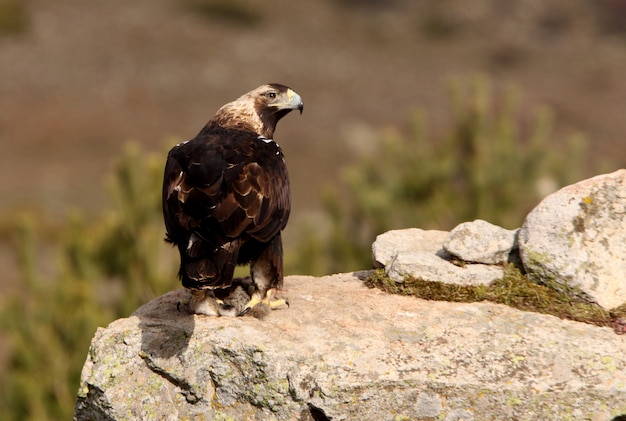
<box><xmin>0</xmin><ymin>0</ymin><xmax>625</xmax><ymax>419</ymax></box>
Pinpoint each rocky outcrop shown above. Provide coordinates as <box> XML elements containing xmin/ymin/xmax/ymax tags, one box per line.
<box><xmin>75</xmin><ymin>171</ymin><xmax>626</xmax><ymax>420</ymax></box>
<box><xmin>74</xmin><ymin>273</ymin><xmax>626</xmax><ymax>421</ymax></box>
<box><xmin>373</xmin><ymin>170</ymin><xmax>626</xmax><ymax>312</ymax></box>
<box><xmin>372</xmin><ymin>228</ymin><xmax>504</xmax><ymax>286</ymax></box>
<box><xmin>518</xmin><ymin>169</ymin><xmax>626</xmax><ymax>309</ymax></box>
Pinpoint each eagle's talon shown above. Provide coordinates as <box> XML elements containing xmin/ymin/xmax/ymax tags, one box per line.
<box><xmin>267</xmin><ymin>297</ymin><xmax>289</xmax><ymax>310</ymax></box>
<box><xmin>239</xmin><ymin>288</ymin><xmax>289</xmax><ymax>315</ymax></box>
<box><xmin>219</xmin><ymin>303</ymin><xmax>234</xmax><ymax>312</ymax></box>
<box><xmin>177</xmin><ymin>297</ymin><xmax>190</xmax><ymax>312</ymax></box>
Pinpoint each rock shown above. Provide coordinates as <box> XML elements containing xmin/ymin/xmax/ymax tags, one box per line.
<box><xmin>372</xmin><ymin>228</ymin><xmax>450</xmax><ymax>269</ymax></box>
<box><xmin>372</xmin><ymin>228</ymin><xmax>503</xmax><ymax>286</ymax></box>
<box><xmin>519</xmin><ymin>169</ymin><xmax>626</xmax><ymax>309</ymax></box>
<box><xmin>74</xmin><ymin>273</ymin><xmax>626</xmax><ymax>421</ymax></box>
<box><xmin>443</xmin><ymin>219</ymin><xmax>519</xmax><ymax>265</ymax></box>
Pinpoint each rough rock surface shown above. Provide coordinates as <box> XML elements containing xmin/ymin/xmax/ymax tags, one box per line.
<box><xmin>519</xmin><ymin>169</ymin><xmax>626</xmax><ymax>309</ymax></box>
<box><xmin>75</xmin><ymin>273</ymin><xmax>626</xmax><ymax>421</ymax></box>
<box><xmin>444</xmin><ymin>219</ymin><xmax>519</xmax><ymax>265</ymax></box>
<box><xmin>372</xmin><ymin>228</ymin><xmax>503</xmax><ymax>286</ymax></box>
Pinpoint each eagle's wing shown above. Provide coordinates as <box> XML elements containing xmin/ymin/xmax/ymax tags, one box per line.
<box><xmin>163</xmin><ymin>131</ymin><xmax>290</xmax><ymax>250</ymax></box>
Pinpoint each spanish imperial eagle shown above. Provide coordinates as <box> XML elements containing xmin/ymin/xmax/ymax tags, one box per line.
<box><xmin>162</xmin><ymin>84</ymin><xmax>303</xmax><ymax>316</ymax></box>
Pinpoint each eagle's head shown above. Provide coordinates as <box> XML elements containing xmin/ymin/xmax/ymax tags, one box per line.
<box><xmin>210</xmin><ymin>83</ymin><xmax>303</xmax><ymax>139</ymax></box>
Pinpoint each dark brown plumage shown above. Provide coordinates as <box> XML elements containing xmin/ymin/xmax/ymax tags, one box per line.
<box><xmin>162</xmin><ymin>83</ymin><xmax>303</xmax><ymax>316</ymax></box>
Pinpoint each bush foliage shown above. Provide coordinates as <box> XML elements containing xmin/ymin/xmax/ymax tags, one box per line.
<box><xmin>0</xmin><ymin>144</ymin><xmax>178</xmax><ymax>421</ymax></box>
<box><xmin>289</xmin><ymin>77</ymin><xmax>586</xmax><ymax>274</ymax></box>
<box><xmin>0</xmin><ymin>0</ymin><xmax>29</xmax><ymax>36</ymax></box>
<box><xmin>0</xmin><ymin>79</ymin><xmax>593</xmax><ymax>419</ymax></box>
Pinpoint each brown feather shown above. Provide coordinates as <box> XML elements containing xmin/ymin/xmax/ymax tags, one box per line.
<box><xmin>162</xmin><ymin>84</ymin><xmax>302</xmax><ymax>294</ymax></box>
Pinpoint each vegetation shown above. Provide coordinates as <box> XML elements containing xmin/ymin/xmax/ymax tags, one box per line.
<box><xmin>0</xmin><ymin>144</ymin><xmax>177</xmax><ymax>421</ymax></box>
<box><xmin>365</xmin><ymin>266</ymin><xmax>626</xmax><ymax>329</ymax></box>
<box><xmin>289</xmin><ymin>77</ymin><xmax>586</xmax><ymax>275</ymax></box>
<box><xmin>181</xmin><ymin>0</ymin><xmax>262</xmax><ymax>26</ymax></box>
<box><xmin>0</xmin><ymin>79</ymin><xmax>603</xmax><ymax>420</ymax></box>
<box><xmin>0</xmin><ymin>0</ymin><xmax>28</xmax><ymax>36</ymax></box>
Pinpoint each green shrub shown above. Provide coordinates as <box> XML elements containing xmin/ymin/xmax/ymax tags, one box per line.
<box><xmin>0</xmin><ymin>0</ymin><xmax>29</xmax><ymax>36</ymax></box>
<box><xmin>0</xmin><ymin>143</ymin><xmax>177</xmax><ymax>421</ymax></box>
<box><xmin>181</xmin><ymin>0</ymin><xmax>262</xmax><ymax>26</ymax></box>
<box><xmin>288</xmin><ymin>77</ymin><xmax>587</xmax><ymax>275</ymax></box>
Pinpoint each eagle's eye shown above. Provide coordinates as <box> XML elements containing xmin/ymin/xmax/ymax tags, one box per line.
<box><xmin>267</xmin><ymin>92</ymin><xmax>277</xmax><ymax>99</ymax></box>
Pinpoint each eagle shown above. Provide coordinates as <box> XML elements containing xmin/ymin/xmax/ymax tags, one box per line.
<box><xmin>162</xmin><ymin>83</ymin><xmax>303</xmax><ymax>316</ymax></box>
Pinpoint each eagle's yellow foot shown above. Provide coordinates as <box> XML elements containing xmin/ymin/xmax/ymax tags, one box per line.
<box><xmin>240</xmin><ymin>288</ymin><xmax>289</xmax><ymax>316</ymax></box>
<box><xmin>267</xmin><ymin>296</ymin><xmax>289</xmax><ymax>310</ymax></box>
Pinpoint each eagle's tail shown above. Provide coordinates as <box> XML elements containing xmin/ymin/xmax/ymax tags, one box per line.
<box><xmin>178</xmin><ymin>235</ymin><xmax>240</xmax><ymax>290</ymax></box>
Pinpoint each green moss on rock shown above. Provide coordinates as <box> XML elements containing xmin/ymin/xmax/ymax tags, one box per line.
<box><xmin>365</xmin><ymin>264</ymin><xmax>616</xmax><ymax>329</ymax></box>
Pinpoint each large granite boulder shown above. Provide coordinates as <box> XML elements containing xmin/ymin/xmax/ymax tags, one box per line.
<box><xmin>75</xmin><ymin>273</ymin><xmax>626</xmax><ymax>421</ymax></box>
<box><xmin>518</xmin><ymin>169</ymin><xmax>626</xmax><ymax>309</ymax></box>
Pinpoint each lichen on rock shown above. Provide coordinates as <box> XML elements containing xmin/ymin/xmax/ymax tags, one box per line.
<box><xmin>74</xmin><ymin>274</ymin><xmax>626</xmax><ymax>421</ymax></box>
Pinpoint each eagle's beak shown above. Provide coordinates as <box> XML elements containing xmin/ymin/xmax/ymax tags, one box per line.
<box><xmin>286</xmin><ymin>89</ymin><xmax>304</xmax><ymax>114</ymax></box>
